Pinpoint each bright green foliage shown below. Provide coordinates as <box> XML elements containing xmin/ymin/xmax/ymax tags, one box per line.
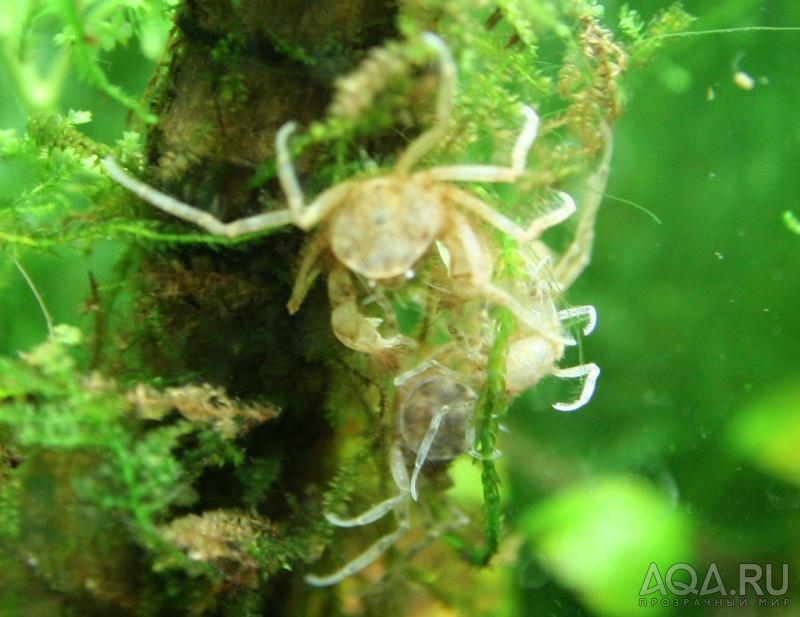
<box><xmin>618</xmin><ymin>3</ymin><xmax>697</xmax><ymax>66</ymax></box>
<box><xmin>455</xmin><ymin>238</ymin><xmax>521</xmax><ymax>566</ymax></box>
<box><xmin>519</xmin><ymin>477</ymin><xmax>693</xmax><ymax>617</ymax></box>
<box><xmin>785</xmin><ymin>211</ymin><xmax>800</xmax><ymax>235</ymax></box>
<box><xmin>0</xmin><ymin>0</ymin><xmax>172</xmax><ymax>117</ymax></box>
<box><xmin>0</xmin><ymin>111</ymin><xmax>109</xmax><ymax>249</ymax></box>
<box><xmin>0</xmin><ymin>327</ymin><xmax>299</xmax><ymax>612</ymax></box>
<box><xmin>473</xmin><ymin>306</ymin><xmax>514</xmax><ymax>564</ymax></box>
<box><xmin>728</xmin><ymin>386</ymin><xmax>800</xmax><ymax>485</ymax></box>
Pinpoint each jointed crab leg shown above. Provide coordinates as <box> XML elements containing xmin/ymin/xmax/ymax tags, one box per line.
<box><xmin>557</xmin><ymin>305</ymin><xmax>597</xmax><ymax>337</ymax></box>
<box><xmin>104</xmin><ymin>121</ymin><xmax>353</xmax><ymax>239</ymax></box>
<box><xmin>408</xmin><ymin>404</ymin><xmax>451</xmax><ymax>501</ymax></box>
<box><xmin>304</xmin><ymin>520</ymin><xmax>409</xmax><ymax>587</ymax></box>
<box><xmin>102</xmin><ymin>157</ymin><xmax>293</xmax><ymax>237</ymax></box>
<box><xmin>286</xmin><ymin>233</ymin><xmax>328</xmax><ymax>314</ymax></box>
<box><xmin>450</xmin><ymin>186</ymin><xmax>576</xmax><ymax>243</ymax></box>
<box><xmin>325</xmin><ymin>493</ymin><xmax>407</xmax><ymax>528</ymax></box>
<box><xmin>428</xmin><ymin>105</ymin><xmax>540</xmax><ymax>183</ymax></box>
<box><xmin>275</xmin><ymin>123</ymin><xmax>353</xmax><ymax>230</ymax></box>
<box><xmin>395</xmin><ymin>33</ymin><xmax>457</xmax><ymax>174</ymax></box>
<box><xmin>552</xmin><ymin>363</ymin><xmax>601</xmax><ymax>412</ymax></box>
<box><xmin>556</xmin><ymin>304</ymin><xmax>598</xmax><ymax>346</ymax></box>
<box><xmin>306</xmin><ymin>446</ymin><xmax>411</xmax><ymax>587</ymax></box>
<box><xmin>553</xmin><ymin>124</ymin><xmax>614</xmax><ymax>289</ymax></box>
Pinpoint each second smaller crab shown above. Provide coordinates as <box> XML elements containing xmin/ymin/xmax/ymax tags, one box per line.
<box><xmin>305</xmin><ymin>369</ymin><xmax>477</xmax><ymax>587</ymax></box>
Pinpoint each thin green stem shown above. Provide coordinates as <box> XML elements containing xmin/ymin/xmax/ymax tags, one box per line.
<box><xmin>12</xmin><ymin>258</ymin><xmax>54</xmax><ymax>339</ymax></box>
<box><xmin>477</xmin><ymin>307</ymin><xmax>513</xmax><ymax>563</ymax></box>
<box><xmin>653</xmin><ymin>26</ymin><xmax>800</xmax><ymax>39</ymax></box>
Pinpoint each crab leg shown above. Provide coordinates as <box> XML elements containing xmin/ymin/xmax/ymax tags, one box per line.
<box><xmin>552</xmin><ymin>363</ymin><xmax>601</xmax><ymax>412</ymax></box>
<box><xmin>553</xmin><ymin>124</ymin><xmax>614</xmax><ymax>289</ymax></box>
<box><xmin>304</xmin><ymin>521</ymin><xmax>409</xmax><ymax>587</ymax></box>
<box><xmin>306</xmin><ymin>447</ymin><xmax>410</xmax><ymax>587</ymax></box>
<box><xmin>275</xmin><ymin>123</ymin><xmax>352</xmax><ymax>230</ymax></box>
<box><xmin>557</xmin><ymin>305</ymin><xmax>597</xmax><ymax>337</ymax></box>
<box><xmin>103</xmin><ymin>157</ymin><xmax>293</xmax><ymax>237</ymax></box>
<box><xmin>427</xmin><ymin>106</ymin><xmax>540</xmax><ymax>183</ymax></box>
<box><xmin>408</xmin><ymin>404</ymin><xmax>452</xmax><ymax>501</ymax></box>
<box><xmin>449</xmin><ymin>187</ymin><xmax>576</xmax><ymax>243</ymax></box>
<box><xmin>325</xmin><ymin>493</ymin><xmax>406</xmax><ymax>528</ymax></box>
<box><xmin>287</xmin><ymin>232</ymin><xmax>328</xmax><ymax>314</ymax></box>
<box><xmin>395</xmin><ymin>33</ymin><xmax>457</xmax><ymax>174</ymax></box>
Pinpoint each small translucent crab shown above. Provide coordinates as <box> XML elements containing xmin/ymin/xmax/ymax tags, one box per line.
<box><xmin>390</xmin><ymin>340</ymin><xmax>597</xmax><ymax>502</ymax></box>
<box><xmin>305</xmin><ymin>371</ymin><xmax>476</xmax><ymax>587</ymax></box>
<box><xmin>396</xmin><ymin>280</ymin><xmax>600</xmax><ymax>420</ymax></box>
<box><xmin>502</xmin><ymin>251</ymin><xmax>600</xmax><ymax>409</ymax></box>
<box><xmin>406</xmin><ymin>141</ymin><xmax>610</xmax><ymax>414</ymax></box>
<box><xmin>102</xmin><ymin>32</ymin><xmax>577</xmax><ymax>354</ymax></box>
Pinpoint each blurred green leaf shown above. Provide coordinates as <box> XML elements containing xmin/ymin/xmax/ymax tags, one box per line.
<box><xmin>729</xmin><ymin>386</ymin><xmax>800</xmax><ymax>485</ymax></box>
<box><xmin>784</xmin><ymin>211</ymin><xmax>800</xmax><ymax>235</ymax></box>
<box><xmin>519</xmin><ymin>476</ymin><xmax>693</xmax><ymax>616</ymax></box>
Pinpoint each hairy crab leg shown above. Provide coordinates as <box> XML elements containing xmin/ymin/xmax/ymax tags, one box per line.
<box><xmin>427</xmin><ymin>106</ymin><xmax>540</xmax><ymax>183</ymax></box>
<box><xmin>395</xmin><ymin>32</ymin><xmax>456</xmax><ymax>174</ymax></box>
<box><xmin>103</xmin><ymin>157</ymin><xmax>293</xmax><ymax>237</ymax></box>
<box><xmin>552</xmin><ymin>363</ymin><xmax>601</xmax><ymax>412</ymax></box>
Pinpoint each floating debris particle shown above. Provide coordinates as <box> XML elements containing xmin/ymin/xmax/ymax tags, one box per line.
<box><xmin>733</xmin><ymin>71</ymin><xmax>755</xmax><ymax>90</ymax></box>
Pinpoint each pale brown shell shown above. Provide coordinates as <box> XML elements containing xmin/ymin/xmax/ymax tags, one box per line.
<box><xmin>329</xmin><ymin>177</ymin><xmax>443</xmax><ymax>279</ymax></box>
<box><xmin>398</xmin><ymin>376</ymin><xmax>477</xmax><ymax>461</ymax></box>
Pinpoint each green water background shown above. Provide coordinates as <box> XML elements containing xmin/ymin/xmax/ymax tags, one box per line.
<box><xmin>508</xmin><ymin>1</ymin><xmax>800</xmax><ymax>614</ymax></box>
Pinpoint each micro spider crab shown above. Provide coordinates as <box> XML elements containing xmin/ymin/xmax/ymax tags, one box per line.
<box><xmin>413</xmin><ymin>119</ymin><xmax>611</xmax><ymax>419</ymax></box>
<box><xmin>502</xmin><ymin>245</ymin><xmax>601</xmax><ymax>406</ymax></box>
<box><xmin>394</xmin><ymin>294</ymin><xmax>599</xmax><ymax>500</ymax></box>
<box><xmin>102</xmin><ymin>32</ymin><xmax>578</xmax><ymax>354</ymax></box>
<box><xmin>305</xmin><ymin>370</ymin><xmax>477</xmax><ymax>587</ymax></box>
<box><xmin>400</xmin><ymin>295</ymin><xmax>600</xmax><ymax>413</ymax></box>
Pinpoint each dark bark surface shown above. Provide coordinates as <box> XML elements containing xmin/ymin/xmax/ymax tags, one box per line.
<box><xmin>133</xmin><ymin>3</ymin><xmax>401</xmax><ymax>614</ymax></box>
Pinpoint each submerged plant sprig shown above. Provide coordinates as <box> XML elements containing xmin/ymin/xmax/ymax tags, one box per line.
<box><xmin>472</xmin><ymin>305</ymin><xmax>514</xmax><ymax>565</ymax></box>
<box><xmin>0</xmin><ymin>111</ymin><xmax>263</xmax><ymax>253</ymax></box>
<box><xmin>0</xmin><ymin>0</ymin><xmax>172</xmax><ymax>118</ymax></box>
<box><xmin>618</xmin><ymin>3</ymin><xmax>697</xmax><ymax>66</ymax></box>
<box><xmin>0</xmin><ymin>328</ymin><xmax>302</xmax><ymax>597</ymax></box>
